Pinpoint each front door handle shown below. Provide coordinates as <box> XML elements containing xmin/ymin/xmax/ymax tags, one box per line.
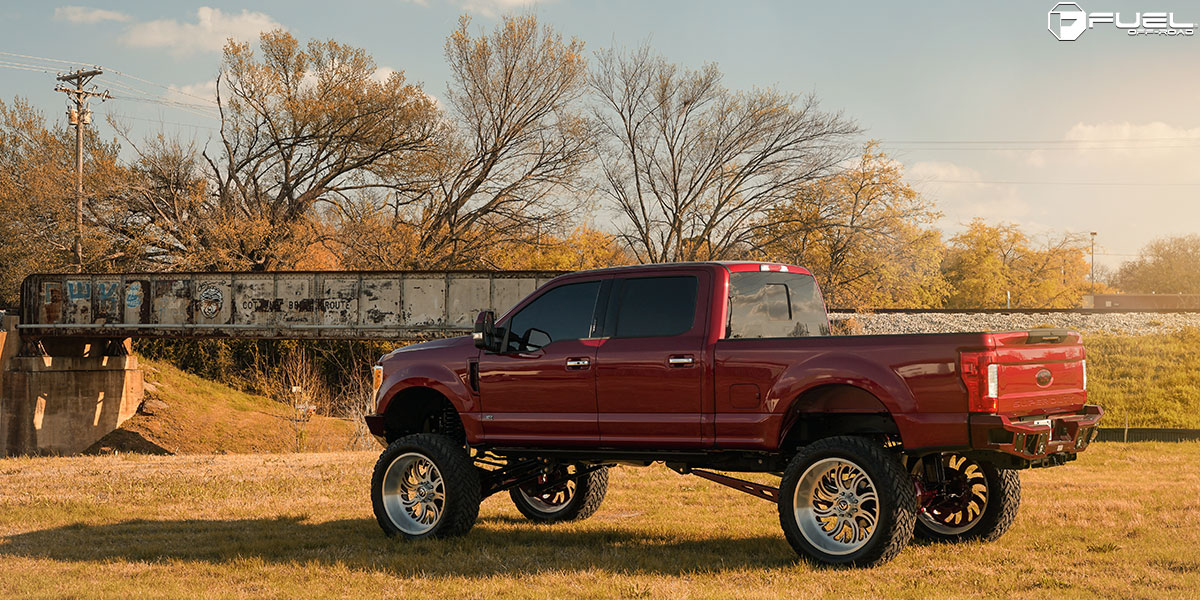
<box><xmin>668</xmin><ymin>355</ymin><xmax>695</xmax><ymax>367</ymax></box>
<box><xmin>566</xmin><ymin>357</ymin><xmax>591</xmax><ymax>369</ymax></box>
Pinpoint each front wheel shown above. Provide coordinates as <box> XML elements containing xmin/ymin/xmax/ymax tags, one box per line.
<box><xmin>912</xmin><ymin>453</ymin><xmax>1020</xmax><ymax>542</ymax></box>
<box><xmin>510</xmin><ymin>464</ymin><xmax>609</xmax><ymax>523</ymax></box>
<box><xmin>371</xmin><ymin>433</ymin><xmax>481</xmax><ymax>540</ymax></box>
<box><xmin>778</xmin><ymin>436</ymin><xmax>917</xmax><ymax>567</ymax></box>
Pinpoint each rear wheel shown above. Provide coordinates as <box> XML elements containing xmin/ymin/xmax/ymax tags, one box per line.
<box><xmin>371</xmin><ymin>433</ymin><xmax>480</xmax><ymax>539</ymax></box>
<box><xmin>912</xmin><ymin>453</ymin><xmax>1020</xmax><ymax>542</ymax></box>
<box><xmin>778</xmin><ymin>436</ymin><xmax>916</xmax><ymax>567</ymax></box>
<box><xmin>510</xmin><ymin>464</ymin><xmax>609</xmax><ymax>523</ymax></box>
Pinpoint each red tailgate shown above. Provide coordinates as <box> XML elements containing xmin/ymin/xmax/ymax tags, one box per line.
<box><xmin>990</xmin><ymin>330</ymin><xmax>1086</xmax><ymax>416</ymax></box>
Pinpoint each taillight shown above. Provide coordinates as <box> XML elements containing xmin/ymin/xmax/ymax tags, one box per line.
<box><xmin>1081</xmin><ymin>359</ymin><xmax>1087</xmax><ymax>391</ymax></box>
<box><xmin>960</xmin><ymin>351</ymin><xmax>999</xmax><ymax>412</ymax></box>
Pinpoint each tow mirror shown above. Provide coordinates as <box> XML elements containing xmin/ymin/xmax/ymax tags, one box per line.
<box><xmin>473</xmin><ymin>310</ymin><xmax>499</xmax><ymax>352</ymax></box>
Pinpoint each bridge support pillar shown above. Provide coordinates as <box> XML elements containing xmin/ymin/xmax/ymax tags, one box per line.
<box><xmin>1</xmin><ymin>316</ymin><xmax>143</xmax><ymax>456</ymax></box>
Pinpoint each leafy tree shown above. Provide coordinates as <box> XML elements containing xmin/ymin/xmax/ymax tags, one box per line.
<box><xmin>942</xmin><ymin>220</ymin><xmax>1090</xmax><ymax>308</ymax></box>
<box><xmin>486</xmin><ymin>226</ymin><xmax>630</xmax><ymax>271</ymax></box>
<box><xmin>591</xmin><ymin>44</ymin><xmax>858</xmax><ymax>263</ymax></box>
<box><xmin>1111</xmin><ymin>234</ymin><xmax>1200</xmax><ymax>295</ymax></box>
<box><xmin>759</xmin><ymin>142</ymin><xmax>947</xmax><ymax>309</ymax></box>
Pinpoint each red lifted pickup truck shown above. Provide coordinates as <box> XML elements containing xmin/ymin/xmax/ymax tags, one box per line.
<box><xmin>365</xmin><ymin>262</ymin><xmax>1101</xmax><ymax>566</ymax></box>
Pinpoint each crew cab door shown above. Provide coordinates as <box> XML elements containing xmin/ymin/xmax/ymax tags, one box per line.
<box><xmin>477</xmin><ymin>278</ymin><xmax>606</xmax><ymax>446</ymax></box>
<box><xmin>595</xmin><ymin>271</ymin><xmax>710</xmax><ymax>448</ymax></box>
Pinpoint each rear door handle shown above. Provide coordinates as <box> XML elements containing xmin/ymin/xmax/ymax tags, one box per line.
<box><xmin>668</xmin><ymin>355</ymin><xmax>695</xmax><ymax>367</ymax></box>
<box><xmin>566</xmin><ymin>357</ymin><xmax>591</xmax><ymax>369</ymax></box>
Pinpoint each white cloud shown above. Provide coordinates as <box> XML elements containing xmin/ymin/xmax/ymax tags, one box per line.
<box><xmin>54</xmin><ymin>6</ymin><xmax>130</xmax><ymax>23</ymax></box>
<box><xmin>908</xmin><ymin>160</ymin><xmax>984</xmax><ymax>185</ymax></box>
<box><xmin>1065</xmin><ymin>121</ymin><xmax>1200</xmax><ymax>142</ymax></box>
<box><xmin>119</xmin><ymin>7</ymin><xmax>283</xmax><ymax>56</ymax></box>
<box><xmin>169</xmin><ymin>79</ymin><xmax>218</xmax><ymax>104</ymax></box>
<box><xmin>371</xmin><ymin>67</ymin><xmax>397</xmax><ymax>84</ymax></box>
<box><xmin>456</xmin><ymin>0</ymin><xmax>553</xmax><ymax>18</ymax></box>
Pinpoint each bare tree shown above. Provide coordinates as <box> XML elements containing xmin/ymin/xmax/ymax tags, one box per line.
<box><xmin>334</xmin><ymin>15</ymin><xmax>595</xmax><ymax>269</ymax></box>
<box><xmin>202</xmin><ymin>30</ymin><xmax>442</xmax><ymax>270</ymax></box>
<box><xmin>591</xmin><ymin>45</ymin><xmax>859</xmax><ymax>262</ymax></box>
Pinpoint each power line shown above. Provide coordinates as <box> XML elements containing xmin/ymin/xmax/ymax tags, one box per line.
<box><xmin>886</xmin><ymin>143</ymin><xmax>1200</xmax><ymax>151</ymax></box>
<box><xmin>107</xmin><ymin>68</ymin><xmax>217</xmax><ymax>106</ymax></box>
<box><xmin>0</xmin><ymin>61</ymin><xmax>58</xmax><ymax>74</ymax></box>
<box><xmin>102</xmin><ymin>78</ymin><xmax>217</xmax><ymax>110</ymax></box>
<box><xmin>883</xmin><ymin>136</ymin><xmax>1200</xmax><ymax>144</ymax></box>
<box><xmin>102</xmin><ymin>109</ymin><xmax>220</xmax><ymax>132</ymax></box>
<box><xmin>921</xmin><ymin>179</ymin><xmax>1200</xmax><ymax>187</ymax></box>
<box><xmin>0</xmin><ymin>50</ymin><xmax>87</xmax><ymax>67</ymax></box>
<box><xmin>108</xmin><ymin>95</ymin><xmax>219</xmax><ymax>121</ymax></box>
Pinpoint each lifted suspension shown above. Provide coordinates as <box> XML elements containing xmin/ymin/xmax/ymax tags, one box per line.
<box><xmin>667</xmin><ymin>464</ymin><xmax>781</xmax><ymax>503</ymax></box>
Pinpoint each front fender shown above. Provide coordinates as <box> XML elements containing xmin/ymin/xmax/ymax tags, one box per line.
<box><xmin>376</xmin><ymin>361</ymin><xmax>477</xmax><ymax>416</ymax></box>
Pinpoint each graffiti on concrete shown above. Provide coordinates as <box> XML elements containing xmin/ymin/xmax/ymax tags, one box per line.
<box><xmin>21</xmin><ymin>271</ymin><xmax>559</xmax><ymax>339</ymax></box>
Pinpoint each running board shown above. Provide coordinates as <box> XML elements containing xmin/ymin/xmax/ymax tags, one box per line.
<box><xmin>677</xmin><ymin>468</ymin><xmax>780</xmax><ymax>502</ymax></box>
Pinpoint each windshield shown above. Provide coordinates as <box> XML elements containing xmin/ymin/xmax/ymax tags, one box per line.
<box><xmin>727</xmin><ymin>271</ymin><xmax>829</xmax><ymax>338</ymax></box>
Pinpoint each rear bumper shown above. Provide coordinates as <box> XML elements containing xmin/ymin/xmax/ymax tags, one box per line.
<box><xmin>969</xmin><ymin>404</ymin><xmax>1103</xmax><ymax>463</ymax></box>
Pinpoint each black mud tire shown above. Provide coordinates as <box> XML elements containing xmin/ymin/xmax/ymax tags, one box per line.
<box><xmin>371</xmin><ymin>433</ymin><xmax>480</xmax><ymax>540</ymax></box>
<box><xmin>778</xmin><ymin>436</ymin><xmax>917</xmax><ymax>568</ymax></box>
<box><xmin>914</xmin><ymin>457</ymin><xmax>1021</xmax><ymax>543</ymax></box>
<box><xmin>510</xmin><ymin>466</ymin><xmax>609</xmax><ymax>523</ymax></box>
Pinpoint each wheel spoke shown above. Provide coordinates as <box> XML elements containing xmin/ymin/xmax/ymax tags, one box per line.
<box><xmin>794</xmin><ymin>457</ymin><xmax>879</xmax><ymax>556</ymax></box>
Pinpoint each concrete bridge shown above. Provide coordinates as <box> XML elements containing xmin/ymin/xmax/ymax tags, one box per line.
<box><xmin>2</xmin><ymin>270</ymin><xmax>559</xmax><ymax>456</ymax></box>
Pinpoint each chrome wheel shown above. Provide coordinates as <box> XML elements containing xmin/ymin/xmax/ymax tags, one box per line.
<box><xmin>380</xmin><ymin>452</ymin><xmax>446</xmax><ymax>535</ymax></box>
<box><xmin>794</xmin><ymin>458</ymin><xmax>880</xmax><ymax>556</ymax></box>
<box><xmin>913</xmin><ymin>454</ymin><xmax>989</xmax><ymax>535</ymax></box>
<box><xmin>517</xmin><ymin>468</ymin><xmax>577</xmax><ymax>514</ymax></box>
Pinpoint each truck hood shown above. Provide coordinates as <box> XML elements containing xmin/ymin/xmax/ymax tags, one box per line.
<box><xmin>380</xmin><ymin>335</ymin><xmax>473</xmax><ymax>362</ymax></box>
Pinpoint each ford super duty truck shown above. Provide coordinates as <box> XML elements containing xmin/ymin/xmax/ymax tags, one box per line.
<box><xmin>364</xmin><ymin>262</ymin><xmax>1102</xmax><ymax>567</ymax></box>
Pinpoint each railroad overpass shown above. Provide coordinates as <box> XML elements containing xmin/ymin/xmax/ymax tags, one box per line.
<box><xmin>2</xmin><ymin>270</ymin><xmax>560</xmax><ymax>456</ymax></box>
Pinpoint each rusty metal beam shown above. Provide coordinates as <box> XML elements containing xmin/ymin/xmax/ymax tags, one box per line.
<box><xmin>19</xmin><ymin>270</ymin><xmax>562</xmax><ymax>341</ymax></box>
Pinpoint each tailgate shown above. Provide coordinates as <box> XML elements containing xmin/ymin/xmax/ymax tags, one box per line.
<box><xmin>988</xmin><ymin>329</ymin><xmax>1087</xmax><ymax>416</ymax></box>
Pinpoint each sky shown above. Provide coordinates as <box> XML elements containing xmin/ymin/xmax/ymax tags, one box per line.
<box><xmin>2</xmin><ymin>0</ymin><xmax>1199</xmax><ymax>271</ymax></box>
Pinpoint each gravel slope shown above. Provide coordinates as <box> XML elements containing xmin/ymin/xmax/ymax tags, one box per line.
<box><xmin>828</xmin><ymin>312</ymin><xmax>1200</xmax><ymax>336</ymax></box>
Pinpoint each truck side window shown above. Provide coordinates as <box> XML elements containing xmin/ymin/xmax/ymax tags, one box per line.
<box><xmin>613</xmin><ymin>276</ymin><xmax>698</xmax><ymax>338</ymax></box>
<box><xmin>504</xmin><ymin>281</ymin><xmax>601</xmax><ymax>352</ymax></box>
<box><xmin>728</xmin><ymin>272</ymin><xmax>830</xmax><ymax>338</ymax></box>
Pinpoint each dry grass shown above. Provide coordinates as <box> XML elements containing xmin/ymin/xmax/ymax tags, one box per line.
<box><xmin>88</xmin><ymin>358</ymin><xmax>356</xmax><ymax>455</ymax></box>
<box><xmin>1</xmin><ymin>443</ymin><xmax>1198</xmax><ymax>598</ymax></box>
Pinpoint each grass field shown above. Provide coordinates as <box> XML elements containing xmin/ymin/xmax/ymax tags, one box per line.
<box><xmin>1084</xmin><ymin>328</ymin><xmax>1200</xmax><ymax>429</ymax></box>
<box><xmin>1</xmin><ymin>442</ymin><xmax>1197</xmax><ymax>599</ymax></box>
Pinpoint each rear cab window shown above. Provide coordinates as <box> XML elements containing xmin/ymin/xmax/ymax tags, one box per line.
<box><xmin>607</xmin><ymin>275</ymin><xmax>699</xmax><ymax>339</ymax></box>
<box><xmin>727</xmin><ymin>271</ymin><xmax>829</xmax><ymax>338</ymax></box>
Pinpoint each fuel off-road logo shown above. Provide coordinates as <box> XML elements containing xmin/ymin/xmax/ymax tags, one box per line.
<box><xmin>1048</xmin><ymin>2</ymin><xmax>1195</xmax><ymax>40</ymax></box>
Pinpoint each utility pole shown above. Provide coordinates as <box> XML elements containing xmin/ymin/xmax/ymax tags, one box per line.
<box><xmin>54</xmin><ymin>68</ymin><xmax>109</xmax><ymax>273</ymax></box>
<box><xmin>1090</xmin><ymin>231</ymin><xmax>1097</xmax><ymax>297</ymax></box>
